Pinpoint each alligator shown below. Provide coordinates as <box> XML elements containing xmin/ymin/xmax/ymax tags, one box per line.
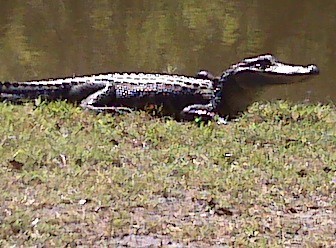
<box><xmin>0</xmin><ymin>54</ymin><xmax>319</xmax><ymax>123</ymax></box>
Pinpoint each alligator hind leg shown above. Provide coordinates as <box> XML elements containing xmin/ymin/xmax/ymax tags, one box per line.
<box><xmin>80</xmin><ymin>83</ymin><xmax>133</xmax><ymax>114</ymax></box>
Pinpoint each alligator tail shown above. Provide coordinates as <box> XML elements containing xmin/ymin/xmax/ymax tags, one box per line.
<box><xmin>0</xmin><ymin>81</ymin><xmax>71</xmax><ymax>100</ymax></box>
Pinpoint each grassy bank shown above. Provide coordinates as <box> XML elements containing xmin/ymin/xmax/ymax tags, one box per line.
<box><xmin>0</xmin><ymin>101</ymin><xmax>335</xmax><ymax>247</ymax></box>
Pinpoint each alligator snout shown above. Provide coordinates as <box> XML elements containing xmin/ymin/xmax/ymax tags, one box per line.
<box><xmin>308</xmin><ymin>64</ymin><xmax>319</xmax><ymax>74</ymax></box>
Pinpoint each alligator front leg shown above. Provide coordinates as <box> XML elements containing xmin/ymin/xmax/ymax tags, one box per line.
<box><xmin>181</xmin><ymin>103</ymin><xmax>227</xmax><ymax>124</ymax></box>
<box><xmin>79</xmin><ymin>83</ymin><xmax>133</xmax><ymax>114</ymax></box>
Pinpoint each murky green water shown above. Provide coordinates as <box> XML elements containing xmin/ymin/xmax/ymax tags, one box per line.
<box><xmin>0</xmin><ymin>1</ymin><xmax>335</xmax><ymax>102</ymax></box>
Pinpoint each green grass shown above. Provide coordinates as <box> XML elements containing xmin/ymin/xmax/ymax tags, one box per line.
<box><xmin>0</xmin><ymin>101</ymin><xmax>335</xmax><ymax>247</ymax></box>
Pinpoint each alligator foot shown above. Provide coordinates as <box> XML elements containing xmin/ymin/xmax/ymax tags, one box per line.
<box><xmin>81</xmin><ymin>105</ymin><xmax>133</xmax><ymax>114</ymax></box>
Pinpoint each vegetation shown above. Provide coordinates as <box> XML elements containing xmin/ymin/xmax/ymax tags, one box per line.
<box><xmin>0</xmin><ymin>101</ymin><xmax>335</xmax><ymax>247</ymax></box>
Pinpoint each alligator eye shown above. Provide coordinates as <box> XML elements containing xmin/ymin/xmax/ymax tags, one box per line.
<box><xmin>256</xmin><ymin>61</ymin><xmax>272</xmax><ymax>70</ymax></box>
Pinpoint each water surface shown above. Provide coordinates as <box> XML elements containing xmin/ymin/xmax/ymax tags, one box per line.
<box><xmin>0</xmin><ymin>1</ymin><xmax>334</xmax><ymax>103</ymax></box>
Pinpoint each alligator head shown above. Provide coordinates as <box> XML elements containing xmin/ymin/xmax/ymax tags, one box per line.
<box><xmin>216</xmin><ymin>54</ymin><xmax>319</xmax><ymax>117</ymax></box>
<box><xmin>223</xmin><ymin>54</ymin><xmax>319</xmax><ymax>87</ymax></box>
